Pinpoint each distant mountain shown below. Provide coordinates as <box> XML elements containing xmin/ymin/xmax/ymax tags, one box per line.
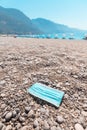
<box><xmin>0</xmin><ymin>6</ymin><xmax>86</xmax><ymax>35</ymax></box>
<box><xmin>32</xmin><ymin>18</ymin><xmax>86</xmax><ymax>34</ymax></box>
<box><xmin>0</xmin><ymin>6</ymin><xmax>41</xmax><ymax>34</ymax></box>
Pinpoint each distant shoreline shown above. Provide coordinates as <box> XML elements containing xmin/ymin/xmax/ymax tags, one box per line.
<box><xmin>0</xmin><ymin>34</ymin><xmax>87</xmax><ymax>40</ymax></box>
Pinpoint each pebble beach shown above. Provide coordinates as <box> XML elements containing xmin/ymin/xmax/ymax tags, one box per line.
<box><xmin>0</xmin><ymin>37</ymin><xmax>87</xmax><ymax>130</ymax></box>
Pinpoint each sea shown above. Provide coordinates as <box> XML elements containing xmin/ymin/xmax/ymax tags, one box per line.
<box><xmin>17</xmin><ymin>32</ymin><xmax>87</xmax><ymax>40</ymax></box>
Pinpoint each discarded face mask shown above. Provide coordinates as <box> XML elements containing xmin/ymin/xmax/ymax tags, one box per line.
<box><xmin>27</xmin><ymin>83</ymin><xmax>64</xmax><ymax>107</ymax></box>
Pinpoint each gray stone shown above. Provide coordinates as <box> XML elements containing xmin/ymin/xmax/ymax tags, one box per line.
<box><xmin>83</xmin><ymin>104</ymin><xmax>87</xmax><ymax>111</ymax></box>
<box><xmin>1</xmin><ymin>104</ymin><xmax>6</xmax><ymax>109</ymax></box>
<box><xmin>1</xmin><ymin>93</ymin><xmax>5</xmax><ymax>97</ymax></box>
<box><xmin>81</xmin><ymin>111</ymin><xmax>87</xmax><ymax>116</ymax></box>
<box><xmin>20</xmin><ymin>126</ymin><xmax>30</xmax><ymax>130</ymax></box>
<box><xmin>19</xmin><ymin>116</ymin><xmax>25</xmax><ymax>123</ymax></box>
<box><xmin>75</xmin><ymin>123</ymin><xmax>84</xmax><ymax>130</ymax></box>
<box><xmin>25</xmin><ymin>107</ymin><xmax>30</xmax><ymax>113</ymax></box>
<box><xmin>12</xmin><ymin>110</ymin><xmax>17</xmax><ymax>118</ymax></box>
<box><xmin>35</xmin><ymin>126</ymin><xmax>40</xmax><ymax>130</ymax></box>
<box><xmin>5</xmin><ymin>112</ymin><xmax>13</xmax><ymax>122</ymax></box>
<box><xmin>28</xmin><ymin>110</ymin><xmax>34</xmax><ymax>118</ymax></box>
<box><xmin>51</xmin><ymin>126</ymin><xmax>57</xmax><ymax>130</ymax></box>
<box><xmin>64</xmin><ymin>94</ymin><xmax>69</xmax><ymax>99</ymax></box>
<box><xmin>2</xmin><ymin>125</ymin><xmax>6</xmax><ymax>130</ymax></box>
<box><xmin>6</xmin><ymin>125</ymin><xmax>12</xmax><ymax>130</ymax></box>
<box><xmin>15</xmin><ymin>123</ymin><xmax>21</xmax><ymax>129</ymax></box>
<box><xmin>56</xmin><ymin>126</ymin><xmax>62</xmax><ymax>130</ymax></box>
<box><xmin>40</xmin><ymin>108</ymin><xmax>46</xmax><ymax>113</ymax></box>
<box><xmin>78</xmin><ymin>116</ymin><xmax>85</xmax><ymax>124</ymax></box>
<box><xmin>65</xmin><ymin>82</ymin><xmax>70</xmax><ymax>86</ymax></box>
<box><xmin>15</xmin><ymin>108</ymin><xmax>20</xmax><ymax>114</ymax></box>
<box><xmin>85</xmin><ymin>127</ymin><xmax>87</xmax><ymax>130</ymax></box>
<box><xmin>56</xmin><ymin>116</ymin><xmax>64</xmax><ymax>124</ymax></box>
<box><xmin>0</xmin><ymin>80</ymin><xmax>6</xmax><ymax>85</ymax></box>
<box><xmin>44</xmin><ymin>121</ymin><xmax>50</xmax><ymax>130</ymax></box>
<box><xmin>33</xmin><ymin>119</ymin><xmax>39</xmax><ymax>128</ymax></box>
<box><xmin>0</xmin><ymin>122</ymin><xmax>4</xmax><ymax>130</ymax></box>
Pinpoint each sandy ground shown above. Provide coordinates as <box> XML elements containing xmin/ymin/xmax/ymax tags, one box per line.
<box><xmin>0</xmin><ymin>37</ymin><xmax>87</xmax><ymax>130</ymax></box>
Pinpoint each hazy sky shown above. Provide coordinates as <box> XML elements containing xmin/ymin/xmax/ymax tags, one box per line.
<box><xmin>0</xmin><ymin>0</ymin><xmax>87</xmax><ymax>30</ymax></box>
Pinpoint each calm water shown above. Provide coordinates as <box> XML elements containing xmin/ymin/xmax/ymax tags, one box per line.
<box><xmin>18</xmin><ymin>32</ymin><xmax>87</xmax><ymax>40</ymax></box>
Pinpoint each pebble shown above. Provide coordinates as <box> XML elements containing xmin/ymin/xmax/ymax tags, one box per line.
<box><xmin>56</xmin><ymin>116</ymin><xmax>64</xmax><ymax>124</ymax></box>
<box><xmin>35</xmin><ymin>126</ymin><xmax>40</xmax><ymax>130</ymax></box>
<box><xmin>28</xmin><ymin>110</ymin><xmax>34</xmax><ymax>118</ymax></box>
<box><xmin>1</xmin><ymin>94</ymin><xmax>6</xmax><ymax>97</ymax></box>
<box><xmin>19</xmin><ymin>116</ymin><xmax>25</xmax><ymax>123</ymax></box>
<box><xmin>25</xmin><ymin>107</ymin><xmax>30</xmax><ymax>113</ymax></box>
<box><xmin>15</xmin><ymin>108</ymin><xmax>20</xmax><ymax>114</ymax></box>
<box><xmin>65</xmin><ymin>82</ymin><xmax>70</xmax><ymax>86</ymax></box>
<box><xmin>0</xmin><ymin>122</ymin><xmax>4</xmax><ymax>129</ymax></box>
<box><xmin>56</xmin><ymin>126</ymin><xmax>62</xmax><ymax>130</ymax></box>
<box><xmin>20</xmin><ymin>126</ymin><xmax>30</xmax><ymax>130</ymax></box>
<box><xmin>6</xmin><ymin>125</ymin><xmax>12</xmax><ymax>130</ymax></box>
<box><xmin>5</xmin><ymin>112</ymin><xmax>13</xmax><ymax>122</ymax></box>
<box><xmin>12</xmin><ymin>110</ymin><xmax>17</xmax><ymax>118</ymax></box>
<box><xmin>83</xmin><ymin>104</ymin><xmax>87</xmax><ymax>111</ymax></box>
<box><xmin>15</xmin><ymin>123</ymin><xmax>21</xmax><ymax>129</ymax></box>
<box><xmin>1</xmin><ymin>104</ymin><xmax>6</xmax><ymax>109</ymax></box>
<box><xmin>73</xmin><ymin>75</ymin><xmax>78</xmax><ymax>78</ymax></box>
<box><xmin>44</xmin><ymin>121</ymin><xmax>50</xmax><ymax>130</ymax></box>
<box><xmin>51</xmin><ymin>126</ymin><xmax>57</xmax><ymax>130</ymax></box>
<box><xmin>2</xmin><ymin>125</ymin><xmax>6</xmax><ymax>130</ymax></box>
<box><xmin>75</xmin><ymin>123</ymin><xmax>84</xmax><ymax>130</ymax></box>
<box><xmin>33</xmin><ymin>119</ymin><xmax>39</xmax><ymax>128</ymax></box>
<box><xmin>40</xmin><ymin>108</ymin><xmax>46</xmax><ymax>113</ymax></box>
<box><xmin>81</xmin><ymin>111</ymin><xmax>87</xmax><ymax>116</ymax></box>
<box><xmin>0</xmin><ymin>80</ymin><xmax>6</xmax><ymax>85</ymax></box>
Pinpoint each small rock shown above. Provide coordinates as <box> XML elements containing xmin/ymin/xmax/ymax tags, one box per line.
<box><xmin>5</xmin><ymin>112</ymin><xmax>13</xmax><ymax>122</ymax></box>
<box><xmin>73</xmin><ymin>75</ymin><xmax>78</xmax><ymax>78</ymax></box>
<box><xmin>56</xmin><ymin>82</ymin><xmax>62</xmax><ymax>88</ymax></box>
<box><xmin>81</xmin><ymin>111</ymin><xmax>87</xmax><ymax>117</ymax></box>
<box><xmin>1</xmin><ymin>104</ymin><xmax>6</xmax><ymax>109</ymax></box>
<box><xmin>1</xmin><ymin>93</ymin><xmax>5</xmax><ymax>97</ymax></box>
<box><xmin>0</xmin><ymin>80</ymin><xmax>6</xmax><ymax>85</ymax></box>
<box><xmin>85</xmin><ymin>127</ymin><xmax>87</xmax><ymax>130</ymax></box>
<box><xmin>23</xmin><ymin>79</ymin><xmax>28</xmax><ymax>84</ymax></box>
<box><xmin>25</xmin><ymin>107</ymin><xmax>30</xmax><ymax>113</ymax></box>
<box><xmin>28</xmin><ymin>110</ymin><xmax>35</xmax><ymax>118</ymax></box>
<box><xmin>19</xmin><ymin>116</ymin><xmax>25</xmax><ymax>123</ymax></box>
<box><xmin>64</xmin><ymin>94</ymin><xmax>69</xmax><ymax>99</ymax></box>
<box><xmin>12</xmin><ymin>110</ymin><xmax>17</xmax><ymax>118</ymax></box>
<box><xmin>40</xmin><ymin>108</ymin><xmax>46</xmax><ymax>113</ymax></box>
<box><xmin>75</xmin><ymin>123</ymin><xmax>84</xmax><ymax>130</ymax></box>
<box><xmin>33</xmin><ymin>119</ymin><xmax>39</xmax><ymax>128</ymax></box>
<box><xmin>44</xmin><ymin>121</ymin><xmax>50</xmax><ymax>130</ymax></box>
<box><xmin>15</xmin><ymin>108</ymin><xmax>20</xmax><ymax>114</ymax></box>
<box><xmin>65</xmin><ymin>82</ymin><xmax>70</xmax><ymax>86</ymax></box>
<box><xmin>83</xmin><ymin>104</ymin><xmax>87</xmax><ymax>111</ymax></box>
<box><xmin>15</xmin><ymin>123</ymin><xmax>21</xmax><ymax>129</ymax></box>
<box><xmin>20</xmin><ymin>126</ymin><xmax>30</xmax><ymax>130</ymax></box>
<box><xmin>78</xmin><ymin>116</ymin><xmax>85</xmax><ymax>124</ymax></box>
<box><xmin>6</xmin><ymin>125</ymin><xmax>12</xmax><ymax>130</ymax></box>
<box><xmin>35</xmin><ymin>126</ymin><xmax>40</xmax><ymax>130</ymax></box>
<box><xmin>45</xmin><ymin>109</ymin><xmax>49</xmax><ymax>116</ymax></box>
<box><xmin>0</xmin><ymin>122</ymin><xmax>4</xmax><ymax>129</ymax></box>
<box><xmin>51</xmin><ymin>126</ymin><xmax>57</xmax><ymax>130</ymax></box>
<box><xmin>2</xmin><ymin>125</ymin><xmax>6</xmax><ymax>130</ymax></box>
<box><xmin>56</xmin><ymin>116</ymin><xmax>64</xmax><ymax>124</ymax></box>
<box><xmin>56</xmin><ymin>126</ymin><xmax>62</xmax><ymax>130</ymax></box>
